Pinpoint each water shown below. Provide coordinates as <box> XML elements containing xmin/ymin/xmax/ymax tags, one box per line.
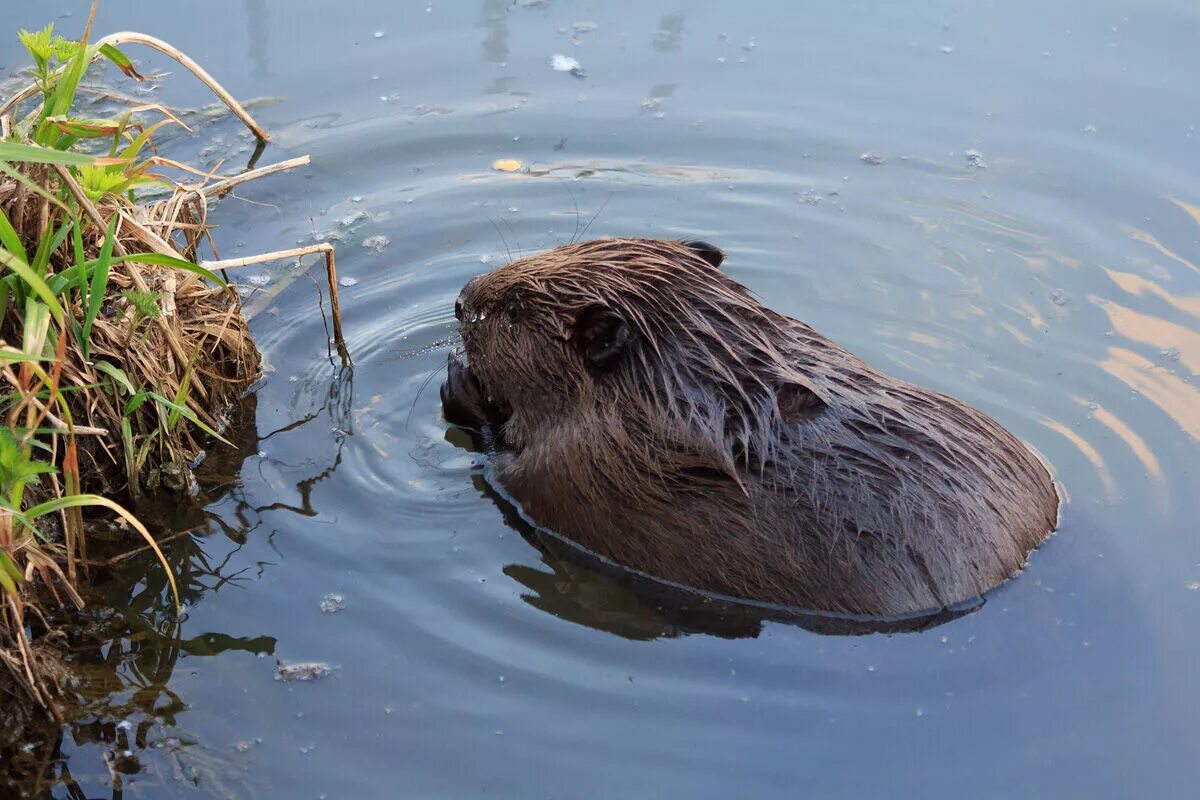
<box><xmin>3</xmin><ymin>1</ymin><xmax>1199</xmax><ymax>796</ymax></box>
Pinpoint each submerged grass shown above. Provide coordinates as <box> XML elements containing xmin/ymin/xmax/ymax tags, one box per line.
<box><xmin>0</xmin><ymin>4</ymin><xmax>346</xmax><ymax>714</ymax></box>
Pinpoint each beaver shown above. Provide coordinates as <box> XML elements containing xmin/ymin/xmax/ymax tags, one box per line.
<box><xmin>440</xmin><ymin>238</ymin><xmax>1059</xmax><ymax>617</ymax></box>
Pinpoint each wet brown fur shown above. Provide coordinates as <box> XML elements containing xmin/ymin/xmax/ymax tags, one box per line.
<box><xmin>442</xmin><ymin>238</ymin><xmax>1059</xmax><ymax>616</ymax></box>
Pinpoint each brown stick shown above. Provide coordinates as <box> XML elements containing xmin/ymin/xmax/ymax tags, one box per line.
<box><xmin>202</xmin><ymin>244</ymin><xmax>351</xmax><ymax>364</ymax></box>
<box><xmin>97</xmin><ymin>32</ymin><xmax>271</xmax><ymax>141</ymax></box>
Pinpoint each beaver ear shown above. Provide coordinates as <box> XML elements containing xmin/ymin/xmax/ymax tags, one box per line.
<box><xmin>572</xmin><ymin>305</ymin><xmax>633</xmax><ymax>369</ymax></box>
<box><xmin>684</xmin><ymin>240</ymin><xmax>724</xmax><ymax>269</ymax></box>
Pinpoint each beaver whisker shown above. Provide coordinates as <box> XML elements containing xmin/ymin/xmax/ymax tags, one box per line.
<box><xmin>488</xmin><ymin>217</ymin><xmax>512</xmax><ymax>263</ymax></box>
<box><xmin>573</xmin><ymin>192</ymin><xmax>613</xmax><ymax>244</ymax></box>
<box><xmin>407</xmin><ymin>359</ymin><xmax>454</xmax><ymax>430</ymax></box>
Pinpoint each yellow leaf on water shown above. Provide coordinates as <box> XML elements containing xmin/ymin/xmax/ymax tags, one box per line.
<box><xmin>492</xmin><ymin>159</ymin><xmax>521</xmax><ymax>172</ymax></box>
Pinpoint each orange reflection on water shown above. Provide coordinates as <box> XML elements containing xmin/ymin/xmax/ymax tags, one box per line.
<box><xmin>1073</xmin><ymin>396</ymin><xmax>1164</xmax><ymax>481</ymax></box>
<box><xmin>1129</xmin><ymin>228</ymin><xmax>1200</xmax><ymax>277</ymax></box>
<box><xmin>1103</xmin><ymin>268</ymin><xmax>1200</xmax><ymax>319</ymax></box>
<box><xmin>1096</xmin><ymin>298</ymin><xmax>1200</xmax><ymax>374</ymax></box>
<box><xmin>1100</xmin><ymin>346</ymin><xmax>1200</xmax><ymax>441</ymax></box>
<box><xmin>1040</xmin><ymin>418</ymin><xmax>1117</xmax><ymax>501</ymax></box>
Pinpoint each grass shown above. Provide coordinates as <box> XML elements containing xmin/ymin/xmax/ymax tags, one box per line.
<box><xmin>0</xmin><ymin>3</ymin><xmax>347</xmax><ymax>715</ymax></box>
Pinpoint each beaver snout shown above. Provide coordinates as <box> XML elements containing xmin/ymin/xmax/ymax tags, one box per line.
<box><xmin>441</xmin><ymin>349</ymin><xmax>507</xmax><ymax>434</ymax></box>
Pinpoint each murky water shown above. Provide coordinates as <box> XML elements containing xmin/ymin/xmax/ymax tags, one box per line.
<box><xmin>3</xmin><ymin>1</ymin><xmax>1199</xmax><ymax>796</ymax></box>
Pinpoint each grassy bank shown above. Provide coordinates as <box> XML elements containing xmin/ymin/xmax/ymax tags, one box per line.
<box><xmin>0</xmin><ymin>5</ymin><xmax>344</xmax><ymax>714</ymax></box>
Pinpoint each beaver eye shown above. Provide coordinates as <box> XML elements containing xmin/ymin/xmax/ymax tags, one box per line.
<box><xmin>504</xmin><ymin>296</ymin><xmax>524</xmax><ymax>322</ymax></box>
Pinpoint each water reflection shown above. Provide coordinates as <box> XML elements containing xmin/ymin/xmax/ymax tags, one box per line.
<box><xmin>0</xmin><ymin>374</ymin><xmax>357</xmax><ymax>798</ymax></box>
<box><xmin>467</xmin><ymin>464</ymin><xmax>979</xmax><ymax>639</ymax></box>
<box><xmin>480</xmin><ymin>0</ymin><xmax>510</xmax><ymax>64</ymax></box>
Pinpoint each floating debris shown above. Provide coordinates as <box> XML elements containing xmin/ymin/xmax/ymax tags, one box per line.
<box><xmin>274</xmin><ymin>662</ymin><xmax>334</xmax><ymax>682</ymax></box>
<box><xmin>572</xmin><ymin>21</ymin><xmax>598</xmax><ymax>34</ymax></box>
<box><xmin>550</xmin><ymin>53</ymin><xmax>585</xmax><ymax>78</ymax></box>
<box><xmin>492</xmin><ymin>158</ymin><xmax>522</xmax><ymax>172</ymax></box>
<box><xmin>965</xmin><ymin>149</ymin><xmax>987</xmax><ymax>169</ymax></box>
<box><xmin>859</xmin><ymin>152</ymin><xmax>886</xmax><ymax>166</ymax></box>
<box><xmin>338</xmin><ymin>276</ymin><xmax>359</xmax><ymax>288</ymax></box>
<box><xmin>320</xmin><ymin>593</ymin><xmax>346</xmax><ymax>613</ymax></box>
<box><xmin>361</xmin><ymin>235</ymin><xmax>390</xmax><ymax>253</ymax></box>
<box><xmin>339</xmin><ymin>210</ymin><xmax>370</xmax><ymax>228</ymax></box>
<box><xmin>245</xmin><ymin>273</ymin><xmax>271</xmax><ymax>287</ymax></box>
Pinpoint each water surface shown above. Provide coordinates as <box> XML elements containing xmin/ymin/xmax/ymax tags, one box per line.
<box><xmin>2</xmin><ymin>1</ymin><xmax>1198</xmax><ymax>797</ymax></box>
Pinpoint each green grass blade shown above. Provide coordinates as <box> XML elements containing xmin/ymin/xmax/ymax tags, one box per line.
<box><xmin>0</xmin><ymin>141</ymin><xmax>128</xmax><ymax>167</ymax></box>
<box><xmin>0</xmin><ymin>248</ymin><xmax>65</xmax><ymax>325</ymax></box>
<box><xmin>0</xmin><ymin>208</ymin><xmax>28</xmax><ymax>264</ymax></box>
<box><xmin>98</xmin><ymin>43</ymin><xmax>145</xmax><ymax>80</ymax></box>
<box><xmin>147</xmin><ymin>392</ymin><xmax>232</xmax><ymax>446</ymax></box>
<box><xmin>0</xmin><ymin>346</ymin><xmax>49</xmax><ymax>364</ymax></box>
<box><xmin>21</xmin><ymin>297</ymin><xmax>51</xmax><ymax>357</ymax></box>
<box><xmin>31</xmin><ymin>216</ymin><xmax>74</xmax><ymax>278</ymax></box>
<box><xmin>80</xmin><ymin>213</ymin><xmax>118</xmax><ymax>358</ymax></box>
<box><xmin>116</xmin><ymin>252</ymin><xmax>229</xmax><ymax>288</ymax></box>
<box><xmin>93</xmin><ymin>360</ymin><xmax>137</xmax><ymax>395</ymax></box>
<box><xmin>45</xmin><ymin>37</ymin><xmax>92</xmax><ymax>122</ymax></box>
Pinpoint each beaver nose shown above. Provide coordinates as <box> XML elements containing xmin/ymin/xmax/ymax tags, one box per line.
<box><xmin>455</xmin><ymin>277</ymin><xmax>480</xmax><ymax>323</ymax></box>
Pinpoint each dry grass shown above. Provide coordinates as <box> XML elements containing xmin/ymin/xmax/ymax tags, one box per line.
<box><xmin>0</xmin><ymin>4</ymin><xmax>346</xmax><ymax>715</ymax></box>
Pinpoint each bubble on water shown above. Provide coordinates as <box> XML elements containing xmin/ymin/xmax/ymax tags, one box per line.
<box><xmin>797</xmin><ymin>190</ymin><xmax>822</xmax><ymax>205</ymax></box>
<box><xmin>915</xmin><ymin>707</ymin><xmax>925</xmax><ymax>717</ymax></box>
<box><xmin>550</xmin><ymin>53</ymin><xmax>585</xmax><ymax>78</ymax></box>
<box><xmin>1159</xmin><ymin>347</ymin><xmax>1180</xmax><ymax>362</ymax></box>
<box><xmin>1083</xmin><ymin>123</ymin><xmax>1098</xmax><ymax>133</ymax></box>
<box><xmin>338</xmin><ymin>276</ymin><xmax>359</xmax><ymax>287</ymax></box>
<box><xmin>234</xmin><ymin>740</ymin><xmax>257</xmax><ymax>753</ymax></box>
<box><xmin>362</xmin><ymin>235</ymin><xmax>390</xmax><ymax>253</ymax></box>
<box><xmin>1188</xmin><ymin>582</ymin><xmax>1200</xmax><ymax>591</ymax></box>
<box><xmin>859</xmin><ymin>152</ymin><xmax>885</xmax><ymax>166</ymax></box>
<box><xmin>373</xmin><ymin>30</ymin><xmax>385</xmax><ymax>39</ymax></box>
<box><xmin>339</xmin><ymin>210</ymin><xmax>370</xmax><ymax>228</ymax></box>
<box><xmin>965</xmin><ymin>149</ymin><xmax>987</xmax><ymax>169</ymax></box>
<box><xmin>480</xmin><ymin>254</ymin><xmax>492</xmax><ymax>264</ymax></box>
<box><xmin>940</xmin><ymin>45</ymin><xmax>954</xmax><ymax>54</ymax></box>
<box><xmin>246</xmin><ymin>273</ymin><xmax>271</xmax><ymax>287</ymax></box>
<box><xmin>1049</xmin><ymin>289</ymin><xmax>1069</xmax><ymax>306</ymax></box>
<box><xmin>352</xmin><ymin>195</ymin><xmax>364</xmax><ymax>203</ymax></box>
<box><xmin>116</xmin><ymin>720</ymin><xmax>133</xmax><ymax>732</ymax></box>
<box><xmin>320</xmin><ymin>593</ymin><xmax>346</xmax><ymax>613</ymax></box>
<box><xmin>275</xmin><ymin>662</ymin><xmax>334</xmax><ymax>682</ymax></box>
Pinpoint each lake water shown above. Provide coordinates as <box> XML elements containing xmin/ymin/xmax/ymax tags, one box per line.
<box><xmin>2</xmin><ymin>1</ymin><xmax>1198</xmax><ymax>797</ymax></box>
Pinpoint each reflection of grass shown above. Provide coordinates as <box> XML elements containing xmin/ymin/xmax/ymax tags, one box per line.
<box><xmin>0</xmin><ymin>3</ymin><xmax>343</xmax><ymax>715</ymax></box>
<box><xmin>0</xmin><ymin>379</ymin><xmax>356</xmax><ymax>798</ymax></box>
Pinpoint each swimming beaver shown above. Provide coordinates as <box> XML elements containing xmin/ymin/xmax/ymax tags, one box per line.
<box><xmin>441</xmin><ymin>238</ymin><xmax>1058</xmax><ymax>617</ymax></box>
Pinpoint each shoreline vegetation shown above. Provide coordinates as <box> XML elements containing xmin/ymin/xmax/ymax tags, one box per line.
<box><xmin>0</xmin><ymin>4</ymin><xmax>346</xmax><ymax>715</ymax></box>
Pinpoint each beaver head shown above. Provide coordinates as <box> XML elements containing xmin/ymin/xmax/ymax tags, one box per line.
<box><xmin>442</xmin><ymin>238</ymin><xmax>1058</xmax><ymax>618</ymax></box>
<box><xmin>448</xmin><ymin>238</ymin><xmax>826</xmax><ymax>470</ymax></box>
